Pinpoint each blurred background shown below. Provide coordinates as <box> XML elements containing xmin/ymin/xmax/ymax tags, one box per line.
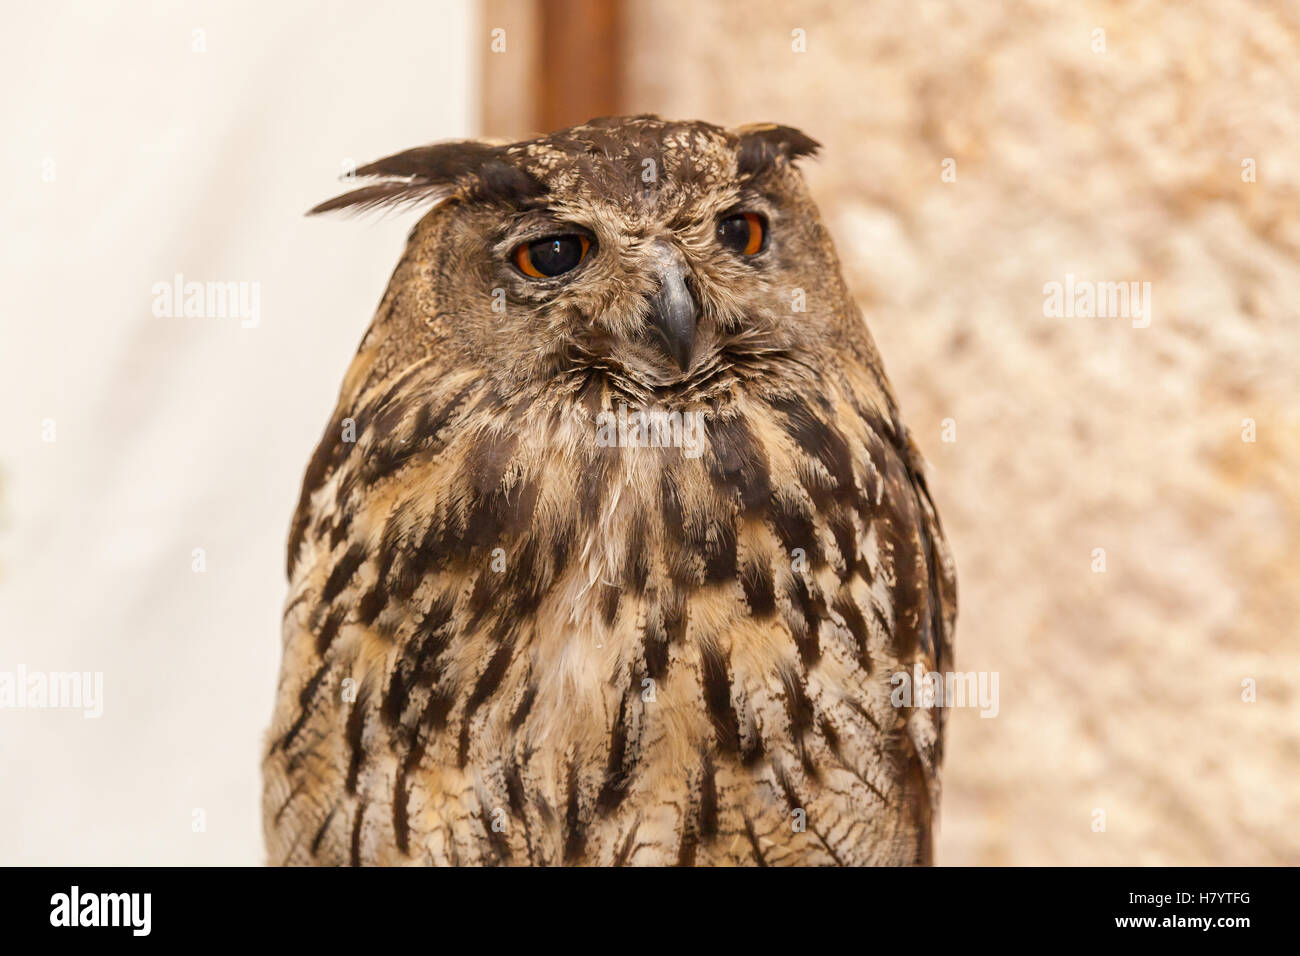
<box><xmin>1</xmin><ymin>0</ymin><xmax>1296</xmax><ymax>865</ymax></box>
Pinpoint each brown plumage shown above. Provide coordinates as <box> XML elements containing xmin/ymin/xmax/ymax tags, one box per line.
<box><xmin>263</xmin><ymin>115</ymin><xmax>956</xmax><ymax>866</ymax></box>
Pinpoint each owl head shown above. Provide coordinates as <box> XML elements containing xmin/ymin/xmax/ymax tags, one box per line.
<box><xmin>314</xmin><ymin>115</ymin><xmax>877</xmax><ymax>408</ymax></box>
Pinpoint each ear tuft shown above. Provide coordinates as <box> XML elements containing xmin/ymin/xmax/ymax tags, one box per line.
<box><xmin>308</xmin><ymin>181</ymin><xmax>453</xmax><ymax>216</ymax></box>
<box><xmin>308</xmin><ymin>140</ymin><xmax>545</xmax><ymax>216</ymax></box>
<box><xmin>733</xmin><ymin>123</ymin><xmax>821</xmax><ymax>178</ymax></box>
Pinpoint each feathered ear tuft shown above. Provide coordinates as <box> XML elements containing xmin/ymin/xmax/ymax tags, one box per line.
<box><xmin>308</xmin><ymin>140</ymin><xmax>546</xmax><ymax>216</ymax></box>
<box><xmin>308</xmin><ymin>181</ymin><xmax>453</xmax><ymax>216</ymax></box>
<box><xmin>732</xmin><ymin>123</ymin><xmax>821</xmax><ymax>178</ymax></box>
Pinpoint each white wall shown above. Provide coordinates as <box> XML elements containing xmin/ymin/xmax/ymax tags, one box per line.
<box><xmin>0</xmin><ymin>0</ymin><xmax>478</xmax><ymax>864</ymax></box>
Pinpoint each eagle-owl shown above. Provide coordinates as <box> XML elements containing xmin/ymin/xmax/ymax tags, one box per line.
<box><xmin>264</xmin><ymin>115</ymin><xmax>956</xmax><ymax>866</ymax></box>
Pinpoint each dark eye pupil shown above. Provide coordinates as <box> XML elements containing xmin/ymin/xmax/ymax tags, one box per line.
<box><xmin>529</xmin><ymin>236</ymin><xmax>584</xmax><ymax>276</ymax></box>
<box><xmin>719</xmin><ymin>214</ymin><xmax>758</xmax><ymax>253</ymax></box>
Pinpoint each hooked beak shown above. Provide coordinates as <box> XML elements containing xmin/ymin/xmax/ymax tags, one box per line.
<box><xmin>646</xmin><ymin>244</ymin><xmax>700</xmax><ymax>373</ymax></box>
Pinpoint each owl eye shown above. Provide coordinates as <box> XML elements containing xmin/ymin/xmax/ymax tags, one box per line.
<box><xmin>717</xmin><ymin>212</ymin><xmax>767</xmax><ymax>256</ymax></box>
<box><xmin>513</xmin><ymin>234</ymin><xmax>591</xmax><ymax>278</ymax></box>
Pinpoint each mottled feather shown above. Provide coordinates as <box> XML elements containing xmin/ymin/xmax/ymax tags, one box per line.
<box><xmin>264</xmin><ymin>115</ymin><xmax>956</xmax><ymax>866</ymax></box>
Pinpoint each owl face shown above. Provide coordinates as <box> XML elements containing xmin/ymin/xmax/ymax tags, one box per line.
<box><xmin>315</xmin><ymin>116</ymin><xmax>849</xmax><ymax>404</ymax></box>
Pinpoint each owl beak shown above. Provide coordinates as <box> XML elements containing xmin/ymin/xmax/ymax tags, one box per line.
<box><xmin>647</xmin><ymin>256</ymin><xmax>700</xmax><ymax>373</ymax></box>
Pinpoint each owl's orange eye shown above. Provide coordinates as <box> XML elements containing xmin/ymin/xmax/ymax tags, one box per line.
<box><xmin>513</xmin><ymin>235</ymin><xmax>591</xmax><ymax>278</ymax></box>
<box><xmin>717</xmin><ymin>212</ymin><xmax>767</xmax><ymax>256</ymax></box>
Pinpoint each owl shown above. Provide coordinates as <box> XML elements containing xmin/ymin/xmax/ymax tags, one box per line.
<box><xmin>263</xmin><ymin>115</ymin><xmax>956</xmax><ymax>866</ymax></box>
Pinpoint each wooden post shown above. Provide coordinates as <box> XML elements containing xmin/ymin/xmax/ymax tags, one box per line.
<box><xmin>481</xmin><ymin>0</ymin><xmax>624</xmax><ymax>139</ymax></box>
<box><xmin>536</xmin><ymin>0</ymin><xmax>623</xmax><ymax>132</ymax></box>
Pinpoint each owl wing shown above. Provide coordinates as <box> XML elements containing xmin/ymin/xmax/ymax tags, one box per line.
<box><xmin>886</xmin><ymin>417</ymin><xmax>958</xmax><ymax>852</ymax></box>
<box><xmin>665</xmin><ymin>376</ymin><xmax>956</xmax><ymax>865</ymax></box>
<box><xmin>263</xmin><ymin>357</ymin><xmax>503</xmax><ymax>866</ymax></box>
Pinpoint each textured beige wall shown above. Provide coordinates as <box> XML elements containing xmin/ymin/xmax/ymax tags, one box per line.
<box><xmin>623</xmin><ymin>0</ymin><xmax>1300</xmax><ymax>864</ymax></box>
